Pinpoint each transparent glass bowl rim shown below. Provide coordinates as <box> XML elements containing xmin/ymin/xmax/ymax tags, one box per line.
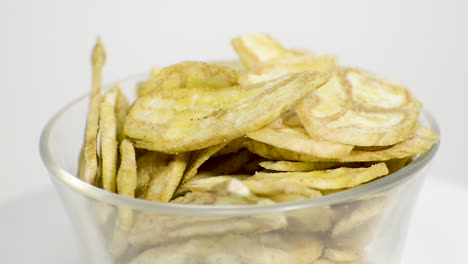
<box><xmin>40</xmin><ymin>75</ymin><xmax>440</xmax><ymax>216</ymax></box>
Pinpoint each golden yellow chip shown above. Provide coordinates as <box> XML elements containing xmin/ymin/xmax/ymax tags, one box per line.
<box><xmin>143</xmin><ymin>152</ymin><xmax>190</xmax><ymax>202</ymax></box>
<box><xmin>139</xmin><ymin>61</ymin><xmax>239</xmax><ymax>95</ymax></box>
<box><xmin>135</xmin><ymin>151</ymin><xmax>171</xmax><ymax>198</ymax></box>
<box><xmin>181</xmin><ymin>143</ymin><xmax>228</xmax><ymax>185</ymax></box>
<box><xmin>231</xmin><ymin>33</ymin><xmax>289</xmax><ymax>70</ymax></box>
<box><xmin>243</xmin><ymin>179</ymin><xmax>321</xmax><ymax>199</ymax></box>
<box><xmin>259</xmin><ymin>161</ymin><xmax>341</xmax><ymax>172</ymax></box>
<box><xmin>245</xmin><ymin>123</ymin><xmax>438</xmax><ymax>163</ymax></box>
<box><xmin>116</xmin><ymin>139</ymin><xmax>137</xmax><ymax>198</ymax></box>
<box><xmin>78</xmin><ymin>38</ymin><xmax>106</xmax><ymax>185</ymax></box>
<box><xmin>137</xmin><ymin>66</ymin><xmax>162</xmax><ymax>97</ymax></box>
<box><xmin>99</xmin><ymin>87</ymin><xmax>119</xmax><ymax>192</ymax></box>
<box><xmin>130</xmin><ymin>211</ymin><xmax>287</xmax><ymax>248</ymax></box>
<box><xmin>247</xmin><ymin>111</ymin><xmax>353</xmax><ymax>158</ymax></box>
<box><xmin>114</xmin><ymin>86</ymin><xmax>130</xmax><ymax>144</ymax></box>
<box><xmin>250</xmin><ymin>163</ymin><xmax>388</xmax><ymax>190</ymax></box>
<box><xmin>242</xmin><ymin>54</ymin><xmax>338</xmax><ymax>85</ymax></box>
<box><xmin>297</xmin><ymin>68</ymin><xmax>422</xmax><ymax>146</ymax></box>
<box><xmin>124</xmin><ymin>71</ymin><xmax>329</xmax><ymax>153</ymax></box>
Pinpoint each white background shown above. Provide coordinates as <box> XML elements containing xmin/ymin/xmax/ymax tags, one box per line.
<box><xmin>1</xmin><ymin>0</ymin><xmax>467</xmax><ymax>263</ymax></box>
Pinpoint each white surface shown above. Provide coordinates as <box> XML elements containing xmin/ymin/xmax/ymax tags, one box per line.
<box><xmin>1</xmin><ymin>0</ymin><xmax>467</xmax><ymax>263</ymax></box>
<box><xmin>1</xmin><ymin>177</ymin><xmax>466</xmax><ymax>263</ymax></box>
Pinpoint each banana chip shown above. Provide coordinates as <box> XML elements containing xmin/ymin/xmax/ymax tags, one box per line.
<box><xmin>129</xmin><ymin>209</ymin><xmax>287</xmax><ymax>248</ymax></box>
<box><xmin>297</xmin><ymin>68</ymin><xmax>422</xmax><ymax>146</ymax></box>
<box><xmin>257</xmin><ymin>232</ymin><xmax>323</xmax><ymax>263</ymax></box>
<box><xmin>332</xmin><ymin>198</ymin><xmax>388</xmax><ymax>238</ymax></box>
<box><xmin>181</xmin><ymin>143</ymin><xmax>228</xmax><ymax>185</ymax></box>
<box><xmin>242</xmin><ymin>54</ymin><xmax>338</xmax><ymax>85</ymax></box>
<box><xmin>259</xmin><ymin>161</ymin><xmax>341</xmax><ymax>172</ymax></box>
<box><xmin>250</xmin><ymin>163</ymin><xmax>389</xmax><ymax>190</ymax></box>
<box><xmin>129</xmin><ymin>234</ymin><xmax>303</xmax><ymax>264</ymax></box>
<box><xmin>143</xmin><ymin>152</ymin><xmax>190</xmax><ymax>202</ymax></box>
<box><xmin>135</xmin><ymin>151</ymin><xmax>171</xmax><ymax>198</ymax></box>
<box><xmin>112</xmin><ymin>139</ymin><xmax>137</xmax><ymax>258</ymax></box>
<box><xmin>231</xmin><ymin>33</ymin><xmax>289</xmax><ymax>70</ymax></box>
<box><xmin>247</xmin><ymin>111</ymin><xmax>353</xmax><ymax>158</ymax></box>
<box><xmin>78</xmin><ymin>38</ymin><xmax>106</xmax><ymax>185</ymax></box>
<box><xmin>245</xmin><ymin>123</ymin><xmax>438</xmax><ymax>162</ymax></box>
<box><xmin>137</xmin><ymin>66</ymin><xmax>162</xmax><ymax>97</ymax></box>
<box><xmin>116</xmin><ymin>139</ymin><xmax>138</xmax><ymax>198</ymax></box>
<box><xmin>114</xmin><ymin>86</ymin><xmax>130</xmax><ymax>143</ymax></box>
<box><xmin>140</xmin><ymin>61</ymin><xmax>240</xmax><ymax>95</ymax></box>
<box><xmin>100</xmin><ymin>87</ymin><xmax>119</xmax><ymax>192</ymax></box>
<box><xmin>124</xmin><ymin>71</ymin><xmax>330</xmax><ymax>153</ymax></box>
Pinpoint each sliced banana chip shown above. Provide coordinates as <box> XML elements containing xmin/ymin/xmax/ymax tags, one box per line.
<box><xmin>135</xmin><ymin>151</ymin><xmax>171</xmax><ymax>198</ymax></box>
<box><xmin>112</xmin><ymin>139</ymin><xmax>137</xmax><ymax>258</ymax></box>
<box><xmin>143</xmin><ymin>152</ymin><xmax>190</xmax><ymax>202</ymax></box>
<box><xmin>332</xmin><ymin>198</ymin><xmax>388</xmax><ymax>238</ymax></box>
<box><xmin>114</xmin><ymin>86</ymin><xmax>130</xmax><ymax>143</ymax></box>
<box><xmin>245</xmin><ymin>123</ymin><xmax>438</xmax><ymax>162</ymax></box>
<box><xmin>247</xmin><ymin>111</ymin><xmax>353</xmax><ymax>158</ymax></box>
<box><xmin>297</xmin><ymin>68</ymin><xmax>422</xmax><ymax>146</ymax></box>
<box><xmin>78</xmin><ymin>39</ymin><xmax>106</xmax><ymax>185</ymax></box>
<box><xmin>181</xmin><ymin>143</ymin><xmax>228</xmax><ymax>185</ymax></box>
<box><xmin>129</xmin><ymin>209</ymin><xmax>287</xmax><ymax>248</ymax></box>
<box><xmin>231</xmin><ymin>33</ymin><xmax>290</xmax><ymax>70</ymax></box>
<box><xmin>136</xmin><ymin>66</ymin><xmax>162</xmax><ymax>97</ymax></box>
<box><xmin>242</xmin><ymin>54</ymin><xmax>338</xmax><ymax>85</ymax></box>
<box><xmin>250</xmin><ymin>163</ymin><xmax>388</xmax><ymax>190</ymax></box>
<box><xmin>129</xmin><ymin>234</ymin><xmax>303</xmax><ymax>264</ymax></box>
<box><xmin>257</xmin><ymin>232</ymin><xmax>323</xmax><ymax>263</ymax></box>
<box><xmin>116</xmin><ymin>139</ymin><xmax>138</xmax><ymax>198</ymax></box>
<box><xmin>259</xmin><ymin>161</ymin><xmax>341</xmax><ymax>172</ymax></box>
<box><xmin>243</xmin><ymin>179</ymin><xmax>322</xmax><ymax>199</ymax></box>
<box><xmin>125</xmin><ymin>71</ymin><xmax>329</xmax><ymax>153</ymax></box>
<box><xmin>176</xmin><ymin>175</ymin><xmax>248</xmax><ymax>197</ymax></box>
<box><xmin>140</xmin><ymin>61</ymin><xmax>240</xmax><ymax>96</ymax></box>
<box><xmin>99</xmin><ymin>87</ymin><xmax>119</xmax><ymax>192</ymax></box>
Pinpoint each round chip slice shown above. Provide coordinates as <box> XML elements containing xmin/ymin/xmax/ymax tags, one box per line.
<box><xmin>297</xmin><ymin>68</ymin><xmax>422</xmax><ymax>146</ymax></box>
<box><xmin>124</xmin><ymin>71</ymin><xmax>329</xmax><ymax>153</ymax></box>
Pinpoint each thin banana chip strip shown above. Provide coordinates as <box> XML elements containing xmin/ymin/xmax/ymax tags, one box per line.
<box><xmin>143</xmin><ymin>152</ymin><xmax>190</xmax><ymax>202</ymax></box>
<box><xmin>124</xmin><ymin>71</ymin><xmax>330</xmax><ymax>153</ymax></box>
<box><xmin>135</xmin><ymin>151</ymin><xmax>171</xmax><ymax>198</ymax></box>
<box><xmin>78</xmin><ymin>38</ymin><xmax>106</xmax><ymax>185</ymax></box>
<box><xmin>231</xmin><ymin>33</ymin><xmax>289</xmax><ymax>70</ymax></box>
<box><xmin>116</xmin><ymin>139</ymin><xmax>137</xmax><ymax>198</ymax></box>
<box><xmin>245</xmin><ymin>123</ymin><xmax>438</xmax><ymax>162</ymax></box>
<box><xmin>247</xmin><ymin>111</ymin><xmax>353</xmax><ymax>158</ymax></box>
<box><xmin>100</xmin><ymin>87</ymin><xmax>119</xmax><ymax>192</ymax></box>
<box><xmin>250</xmin><ymin>163</ymin><xmax>388</xmax><ymax>190</ymax></box>
<box><xmin>259</xmin><ymin>161</ymin><xmax>341</xmax><ymax>172</ymax></box>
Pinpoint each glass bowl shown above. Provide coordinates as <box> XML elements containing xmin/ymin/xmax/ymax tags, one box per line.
<box><xmin>40</xmin><ymin>75</ymin><xmax>439</xmax><ymax>264</ymax></box>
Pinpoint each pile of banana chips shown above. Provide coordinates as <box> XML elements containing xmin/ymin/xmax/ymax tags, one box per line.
<box><xmin>78</xmin><ymin>33</ymin><xmax>439</xmax><ymax>264</ymax></box>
